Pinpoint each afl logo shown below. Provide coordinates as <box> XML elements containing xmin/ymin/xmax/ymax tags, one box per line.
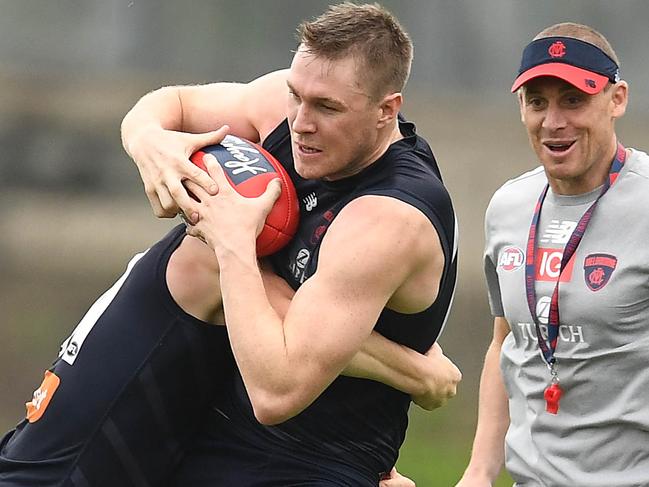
<box><xmin>548</xmin><ymin>41</ymin><xmax>566</xmax><ymax>58</ymax></box>
<box><xmin>498</xmin><ymin>246</ymin><xmax>525</xmax><ymax>272</ymax></box>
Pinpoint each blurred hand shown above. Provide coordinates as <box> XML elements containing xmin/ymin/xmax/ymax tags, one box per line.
<box><xmin>379</xmin><ymin>467</ymin><xmax>416</xmax><ymax>487</ymax></box>
<box><xmin>128</xmin><ymin>124</ymin><xmax>230</xmax><ymax>222</ymax></box>
<box><xmin>412</xmin><ymin>343</ymin><xmax>462</xmax><ymax>410</ymax></box>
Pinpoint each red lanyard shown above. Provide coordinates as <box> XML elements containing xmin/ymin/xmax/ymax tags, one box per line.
<box><xmin>524</xmin><ymin>143</ymin><xmax>626</xmax><ymax>413</ymax></box>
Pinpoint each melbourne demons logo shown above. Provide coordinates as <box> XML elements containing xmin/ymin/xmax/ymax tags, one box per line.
<box><xmin>498</xmin><ymin>246</ymin><xmax>524</xmax><ymax>271</ymax></box>
<box><xmin>583</xmin><ymin>253</ymin><xmax>617</xmax><ymax>291</ymax></box>
<box><xmin>548</xmin><ymin>41</ymin><xmax>566</xmax><ymax>58</ymax></box>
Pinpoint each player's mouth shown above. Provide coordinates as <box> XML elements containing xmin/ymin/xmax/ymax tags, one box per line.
<box><xmin>543</xmin><ymin>140</ymin><xmax>576</xmax><ymax>155</ymax></box>
<box><xmin>295</xmin><ymin>142</ymin><xmax>322</xmax><ymax>156</ymax></box>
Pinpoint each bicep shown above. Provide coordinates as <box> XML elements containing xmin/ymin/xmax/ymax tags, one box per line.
<box><xmin>283</xmin><ymin>198</ymin><xmax>434</xmax><ymax>379</ymax></box>
<box><xmin>176</xmin><ymin>70</ymin><xmax>289</xmax><ymax>140</ymax></box>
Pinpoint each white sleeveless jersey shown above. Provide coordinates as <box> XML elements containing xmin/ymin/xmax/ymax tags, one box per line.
<box><xmin>484</xmin><ymin>149</ymin><xmax>649</xmax><ymax>487</ymax></box>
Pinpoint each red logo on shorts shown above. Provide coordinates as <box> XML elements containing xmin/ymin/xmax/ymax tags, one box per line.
<box><xmin>26</xmin><ymin>370</ymin><xmax>60</xmax><ymax>423</ymax></box>
<box><xmin>584</xmin><ymin>253</ymin><xmax>617</xmax><ymax>291</ymax></box>
<box><xmin>548</xmin><ymin>41</ymin><xmax>566</xmax><ymax>58</ymax></box>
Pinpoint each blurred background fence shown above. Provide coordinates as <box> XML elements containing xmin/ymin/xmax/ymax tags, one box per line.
<box><xmin>2</xmin><ymin>1</ymin><xmax>648</xmax><ymax>485</ymax></box>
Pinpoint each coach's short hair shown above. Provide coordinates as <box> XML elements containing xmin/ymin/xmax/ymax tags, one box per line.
<box><xmin>534</xmin><ymin>22</ymin><xmax>620</xmax><ymax>67</ymax></box>
<box><xmin>297</xmin><ymin>2</ymin><xmax>413</xmax><ymax>100</ymax></box>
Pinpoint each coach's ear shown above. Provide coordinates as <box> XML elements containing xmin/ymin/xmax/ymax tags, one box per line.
<box><xmin>377</xmin><ymin>92</ymin><xmax>402</xmax><ymax>129</ymax></box>
<box><xmin>610</xmin><ymin>80</ymin><xmax>628</xmax><ymax>119</ymax></box>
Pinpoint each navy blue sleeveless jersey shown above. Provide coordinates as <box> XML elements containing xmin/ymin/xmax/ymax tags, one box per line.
<box><xmin>177</xmin><ymin>116</ymin><xmax>458</xmax><ymax>485</ymax></box>
<box><xmin>0</xmin><ymin>225</ymin><xmax>234</xmax><ymax>487</ymax></box>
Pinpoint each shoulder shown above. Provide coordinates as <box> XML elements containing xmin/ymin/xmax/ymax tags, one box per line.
<box><xmin>322</xmin><ymin>195</ymin><xmax>439</xmax><ymax>268</ymax></box>
<box><xmin>625</xmin><ymin>148</ymin><xmax>649</xmax><ymax>181</ymax></box>
<box><xmin>369</xmin><ymin>134</ymin><xmax>455</xmax><ymax>232</ymax></box>
<box><xmin>487</xmin><ymin>166</ymin><xmax>546</xmax><ymax>218</ymax></box>
<box><xmin>244</xmin><ymin>70</ymin><xmax>290</xmax><ymax>141</ymax></box>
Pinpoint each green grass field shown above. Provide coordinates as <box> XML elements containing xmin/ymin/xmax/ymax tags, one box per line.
<box><xmin>397</xmin><ymin>408</ymin><xmax>513</xmax><ymax>486</ymax></box>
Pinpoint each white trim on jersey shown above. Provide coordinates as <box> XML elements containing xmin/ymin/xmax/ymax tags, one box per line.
<box><xmin>58</xmin><ymin>250</ymin><xmax>149</xmax><ymax>366</ymax></box>
<box><xmin>434</xmin><ymin>213</ymin><xmax>459</xmax><ymax>340</ymax></box>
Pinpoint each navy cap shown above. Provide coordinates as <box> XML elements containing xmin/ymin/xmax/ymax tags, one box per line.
<box><xmin>512</xmin><ymin>36</ymin><xmax>620</xmax><ymax>94</ymax></box>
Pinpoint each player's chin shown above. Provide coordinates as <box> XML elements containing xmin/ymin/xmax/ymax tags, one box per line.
<box><xmin>293</xmin><ymin>159</ymin><xmax>324</xmax><ymax>180</ymax></box>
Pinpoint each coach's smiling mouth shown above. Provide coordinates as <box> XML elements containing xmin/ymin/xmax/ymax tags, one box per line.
<box><xmin>544</xmin><ymin>140</ymin><xmax>576</xmax><ymax>154</ymax></box>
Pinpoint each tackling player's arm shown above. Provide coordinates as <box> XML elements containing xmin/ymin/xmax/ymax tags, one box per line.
<box><xmin>170</xmin><ymin>237</ymin><xmax>460</xmax><ymax>411</ymax></box>
<box><xmin>187</xmin><ymin>172</ymin><xmax>447</xmax><ymax>424</ymax></box>
<box><xmin>120</xmin><ymin>70</ymin><xmax>289</xmax><ymax>220</ymax></box>
<box><xmin>455</xmin><ymin>317</ymin><xmax>511</xmax><ymax>487</ymax></box>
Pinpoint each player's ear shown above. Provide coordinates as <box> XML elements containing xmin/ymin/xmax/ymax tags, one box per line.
<box><xmin>377</xmin><ymin>92</ymin><xmax>402</xmax><ymax>128</ymax></box>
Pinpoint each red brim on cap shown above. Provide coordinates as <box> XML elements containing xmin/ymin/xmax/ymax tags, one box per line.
<box><xmin>511</xmin><ymin>62</ymin><xmax>609</xmax><ymax>94</ymax></box>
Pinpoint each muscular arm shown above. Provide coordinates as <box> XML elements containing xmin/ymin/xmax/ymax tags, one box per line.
<box><xmin>120</xmin><ymin>71</ymin><xmax>288</xmax><ymax>219</ymax></box>
<box><xmin>170</xmin><ymin>239</ymin><xmax>459</xmax><ymax>411</ymax></box>
<box><xmin>456</xmin><ymin>317</ymin><xmax>511</xmax><ymax>486</ymax></box>
<box><xmin>190</xmin><ymin>186</ymin><xmax>446</xmax><ymax>424</ymax></box>
<box><xmin>344</xmin><ymin>336</ymin><xmax>461</xmax><ymax>410</ymax></box>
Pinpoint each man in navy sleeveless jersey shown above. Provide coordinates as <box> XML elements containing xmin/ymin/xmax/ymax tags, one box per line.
<box><xmin>121</xmin><ymin>3</ymin><xmax>459</xmax><ymax>485</ymax></box>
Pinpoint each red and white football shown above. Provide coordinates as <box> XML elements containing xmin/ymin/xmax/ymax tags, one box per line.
<box><xmin>190</xmin><ymin>135</ymin><xmax>299</xmax><ymax>256</ymax></box>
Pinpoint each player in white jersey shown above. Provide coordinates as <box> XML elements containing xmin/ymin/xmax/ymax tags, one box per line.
<box><xmin>456</xmin><ymin>23</ymin><xmax>649</xmax><ymax>487</ymax></box>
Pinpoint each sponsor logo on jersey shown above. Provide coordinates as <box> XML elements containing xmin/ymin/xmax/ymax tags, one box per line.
<box><xmin>540</xmin><ymin>219</ymin><xmax>577</xmax><ymax>244</ymax></box>
<box><xmin>310</xmin><ymin>225</ymin><xmax>328</xmax><ymax>245</ymax></box>
<box><xmin>583</xmin><ymin>253</ymin><xmax>617</xmax><ymax>291</ymax></box>
<box><xmin>303</xmin><ymin>192</ymin><xmax>318</xmax><ymax>212</ymax></box>
<box><xmin>25</xmin><ymin>370</ymin><xmax>60</xmax><ymax>423</ymax></box>
<box><xmin>498</xmin><ymin>246</ymin><xmax>525</xmax><ymax>271</ymax></box>
<box><xmin>516</xmin><ymin>322</ymin><xmax>585</xmax><ymax>344</ymax></box>
<box><xmin>535</xmin><ymin>247</ymin><xmax>575</xmax><ymax>282</ymax></box>
<box><xmin>535</xmin><ymin>296</ymin><xmax>551</xmax><ymax>324</ymax></box>
<box><xmin>290</xmin><ymin>248</ymin><xmax>311</xmax><ymax>284</ymax></box>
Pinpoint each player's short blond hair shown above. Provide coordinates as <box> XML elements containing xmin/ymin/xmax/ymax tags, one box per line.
<box><xmin>297</xmin><ymin>2</ymin><xmax>413</xmax><ymax>100</ymax></box>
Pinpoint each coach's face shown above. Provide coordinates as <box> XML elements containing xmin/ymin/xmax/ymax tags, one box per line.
<box><xmin>519</xmin><ymin>76</ymin><xmax>628</xmax><ymax>195</ymax></box>
<box><xmin>286</xmin><ymin>45</ymin><xmax>386</xmax><ymax>181</ymax></box>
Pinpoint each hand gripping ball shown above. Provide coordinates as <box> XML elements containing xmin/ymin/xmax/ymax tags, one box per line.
<box><xmin>190</xmin><ymin>135</ymin><xmax>300</xmax><ymax>256</ymax></box>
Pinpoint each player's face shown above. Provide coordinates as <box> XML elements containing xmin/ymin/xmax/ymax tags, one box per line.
<box><xmin>519</xmin><ymin>76</ymin><xmax>627</xmax><ymax>195</ymax></box>
<box><xmin>286</xmin><ymin>45</ymin><xmax>384</xmax><ymax>181</ymax></box>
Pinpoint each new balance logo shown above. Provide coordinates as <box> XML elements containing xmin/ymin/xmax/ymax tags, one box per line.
<box><xmin>540</xmin><ymin>220</ymin><xmax>576</xmax><ymax>244</ymax></box>
<box><xmin>303</xmin><ymin>192</ymin><xmax>318</xmax><ymax>211</ymax></box>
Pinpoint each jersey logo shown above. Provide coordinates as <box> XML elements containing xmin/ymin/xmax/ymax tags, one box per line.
<box><xmin>498</xmin><ymin>246</ymin><xmax>524</xmax><ymax>271</ymax></box>
<box><xmin>584</xmin><ymin>253</ymin><xmax>617</xmax><ymax>291</ymax></box>
<box><xmin>303</xmin><ymin>192</ymin><xmax>318</xmax><ymax>212</ymax></box>
<box><xmin>540</xmin><ymin>220</ymin><xmax>576</xmax><ymax>244</ymax></box>
<box><xmin>535</xmin><ymin>247</ymin><xmax>575</xmax><ymax>282</ymax></box>
<box><xmin>548</xmin><ymin>40</ymin><xmax>566</xmax><ymax>58</ymax></box>
<box><xmin>25</xmin><ymin>370</ymin><xmax>60</xmax><ymax>423</ymax></box>
<box><xmin>536</xmin><ymin>295</ymin><xmax>551</xmax><ymax>324</ymax></box>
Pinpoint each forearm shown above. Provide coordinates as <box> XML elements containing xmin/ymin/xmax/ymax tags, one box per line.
<box><xmin>343</xmin><ymin>333</ymin><xmax>428</xmax><ymax>396</ymax></box>
<box><xmin>121</xmin><ymin>86</ymin><xmax>184</xmax><ymax>157</ymax></box>
<box><xmin>217</xmin><ymin>248</ymin><xmax>306</xmax><ymax>420</ymax></box>
<box><xmin>462</xmin><ymin>339</ymin><xmax>509</xmax><ymax>482</ymax></box>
